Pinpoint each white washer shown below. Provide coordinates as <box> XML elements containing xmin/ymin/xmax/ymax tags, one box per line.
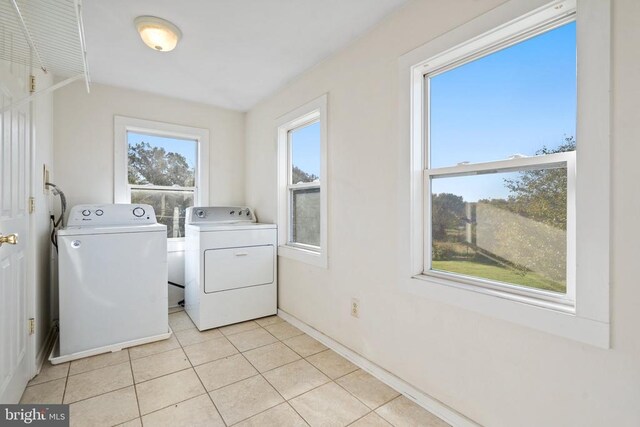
<box><xmin>53</xmin><ymin>204</ymin><xmax>170</xmax><ymax>363</ymax></box>
<box><xmin>185</xmin><ymin>206</ymin><xmax>277</xmax><ymax>330</ymax></box>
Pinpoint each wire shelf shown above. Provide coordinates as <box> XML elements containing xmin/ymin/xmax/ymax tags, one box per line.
<box><xmin>0</xmin><ymin>0</ymin><xmax>90</xmax><ymax>88</ymax></box>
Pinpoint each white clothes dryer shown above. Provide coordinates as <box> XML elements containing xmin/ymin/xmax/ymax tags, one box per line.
<box><xmin>184</xmin><ymin>206</ymin><xmax>277</xmax><ymax>330</ymax></box>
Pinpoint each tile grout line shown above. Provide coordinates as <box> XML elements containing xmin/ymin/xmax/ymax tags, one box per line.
<box><xmin>61</xmin><ymin>360</ymin><xmax>136</xmax><ymax>405</ymax></box>
<box><xmin>61</xmin><ymin>349</ymin><xmax>193</xmax><ymax>408</ymax></box>
<box><xmin>137</xmin><ymin>391</ymin><xmax>210</xmax><ymax>421</ymax></box>
<box><xmin>224</xmin><ymin>319</ymin><xmax>312</xmax><ymax>427</ymax></box>
<box><xmin>223</xmin><ymin>323</ymin><xmax>286</xmax><ymax>426</ymax></box>
<box><xmin>130</xmin><ymin>343</ymin><xmax>182</xmax><ymax>362</ymax></box>
<box><xmin>67</xmin><ymin>351</ymin><xmax>131</xmax><ymax>378</ymax></box>
<box><xmin>176</xmin><ymin>315</ymin><xmax>230</xmax><ymax>427</ymax></box>
<box><xmin>345</xmin><ymin>410</ymin><xmax>375</xmax><ymax>427</ymax></box>
<box><xmin>127</xmin><ymin>348</ymin><xmax>144</xmax><ymax>426</ymax></box>
<box><xmin>24</xmin><ymin>376</ymin><xmax>66</xmax><ymax>389</ymax></box>
<box><xmin>259</xmin><ymin>318</ymin><xmax>328</xmax><ymax>426</ymax></box>
<box><xmin>133</xmin><ymin>366</ymin><xmax>192</xmax><ymax>386</ymax></box>
<box><xmin>62</xmin><ymin>383</ymin><xmax>132</xmax><ymax>406</ymax></box>
<box><xmin>266</xmin><ymin>319</ymin><xmax>378</xmax><ymax>426</ymax></box>
<box><xmin>331</xmin><ymin>369</ymin><xmax>399</xmax><ymax>413</ymax></box>
<box><xmin>60</xmin><ymin>364</ymin><xmax>71</xmax><ymax>405</ymax></box>
<box><xmin>210</xmin><ymin>318</ymin><xmax>291</xmax><ymax>424</ymax></box>
<box><xmin>256</xmin><ymin>317</ymin><xmax>327</xmax><ymax>426</ymax></box>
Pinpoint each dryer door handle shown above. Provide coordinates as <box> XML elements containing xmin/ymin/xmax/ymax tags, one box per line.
<box><xmin>235</xmin><ymin>251</ymin><xmax>249</xmax><ymax>257</ymax></box>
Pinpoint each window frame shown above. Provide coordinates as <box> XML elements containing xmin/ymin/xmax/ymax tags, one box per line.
<box><xmin>399</xmin><ymin>0</ymin><xmax>611</xmax><ymax>348</ymax></box>
<box><xmin>276</xmin><ymin>95</ymin><xmax>328</xmax><ymax>268</ymax></box>
<box><xmin>114</xmin><ymin>116</ymin><xmax>209</xmax><ymax>247</ymax></box>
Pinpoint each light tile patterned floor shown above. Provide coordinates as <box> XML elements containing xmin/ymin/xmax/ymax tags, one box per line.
<box><xmin>21</xmin><ymin>311</ymin><xmax>450</xmax><ymax>427</ymax></box>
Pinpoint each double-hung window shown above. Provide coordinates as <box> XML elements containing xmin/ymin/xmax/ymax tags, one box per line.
<box><xmin>402</xmin><ymin>0</ymin><xmax>610</xmax><ymax>347</ymax></box>
<box><xmin>277</xmin><ymin>95</ymin><xmax>328</xmax><ymax>267</ymax></box>
<box><xmin>425</xmin><ymin>17</ymin><xmax>577</xmax><ymax>306</ymax></box>
<box><xmin>114</xmin><ymin>116</ymin><xmax>209</xmax><ymax>241</ymax></box>
<box><xmin>288</xmin><ymin>121</ymin><xmax>321</xmax><ymax>247</ymax></box>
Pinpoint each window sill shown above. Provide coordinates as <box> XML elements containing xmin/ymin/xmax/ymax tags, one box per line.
<box><xmin>422</xmin><ymin>270</ymin><xmax>575</xmax><ymax>313</ymax></box>
<box><xmin>278</xmin><ymin>244</ymin><xmax>327</xmax><ymax>268</ymax></box>
<box><xmin>404</xmin><ymin>274</ymin><xmax>609</xmax><ymax>348</ymax></box>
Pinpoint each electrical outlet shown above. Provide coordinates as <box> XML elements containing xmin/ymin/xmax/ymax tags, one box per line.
<box><xmin>351</xmin><ymin>298</ymin><xmax>360</xmax><ymax>318</ymax></box>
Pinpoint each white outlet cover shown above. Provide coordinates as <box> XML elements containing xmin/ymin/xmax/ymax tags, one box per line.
<box><xmin>351</xmin><ymin>298</ymin><xmax>360</xmax><ymax>318</ymax></box>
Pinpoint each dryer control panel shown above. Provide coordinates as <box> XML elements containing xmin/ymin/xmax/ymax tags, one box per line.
<box><xmin>67</xmin><ymin>204</ymin><xmax>158</xmax><ymax>227</ymax></box>
<box><xmin>187</xmin><ymin>206</ymin><xmax>256</xmax><ymax>225</ymax></box>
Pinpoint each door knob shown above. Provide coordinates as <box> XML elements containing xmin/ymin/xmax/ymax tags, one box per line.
<box><xmin>0</xmin><ymin>233</ymin><xmax>18</xmax><ymax>246</ymax></box>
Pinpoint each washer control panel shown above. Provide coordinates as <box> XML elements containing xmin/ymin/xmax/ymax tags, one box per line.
<box><xmin>67</xmin><ymin>204</ymin><xmax>157</xmax><ymax>227</ymax></box>
<box><xmin>186</xmin><ymin>206</ymin><xmax>256</xmax><ymax>225</ymax></box>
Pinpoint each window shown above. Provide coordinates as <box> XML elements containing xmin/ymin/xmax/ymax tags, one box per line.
<box><xmin>289</xmin><ymin>122</ymin><xmax>321</xmax><ymax>246</ymax></box>
<box><xmin>127</xmin><ymin>132</ymin><xmax>197</xmax><ymax>238</ymax></box>
<box><xmin>426</xmin><ymin>21</ymin><xmax>577</xmax><ymax>306</ymax></box>
<box><xmin>401</xmin><ymin>0</ymin><xmax>611</xmax><ymax>347</ymax></box>
<box><xmin>277</xmin><ymin>95</ymin><xmax>327</xmax><ymax>267</ymax></box>
<box><xmin>114</xmin><ymin>117</ymin><xmax>209</xmax><ymax>241</ymax></box>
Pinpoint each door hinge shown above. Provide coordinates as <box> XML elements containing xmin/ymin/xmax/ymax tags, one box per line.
<box><xmin>28</xmin><ymin>197</ymin><xmax>35</xmax><ymax>214</ymax></box>
<box><xmin>28</xmin><ymin>318</ymin><xmax>35</xmax><ymax>335</ymax></box>
<box><xmin>29</xmin><ymin>75</ymin><xmax>36</xmax><ymax>93</ymax></box>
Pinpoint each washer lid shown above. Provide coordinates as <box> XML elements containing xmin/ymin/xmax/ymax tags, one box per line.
<box><xmin>58</xmin><ymin>223</ymin><xmax>167</xmax><ymax>236</ymax></box>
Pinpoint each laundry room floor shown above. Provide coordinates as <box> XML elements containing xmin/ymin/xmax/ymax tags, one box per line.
<box><xmin>21</xmin><ymin>310</ymin><xmax>449</xmax><ymax>427</ymax></box>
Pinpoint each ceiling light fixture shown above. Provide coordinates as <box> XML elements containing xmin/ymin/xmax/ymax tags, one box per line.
<box><xmin>134</xmin><ymin>16</ymin><xmax>182</xmax><ymax>52</ymax></box>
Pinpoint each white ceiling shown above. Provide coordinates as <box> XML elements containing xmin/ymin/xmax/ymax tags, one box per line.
<box><xmin>82</xmin><ymin>0</ymin><xmax>409</xmax><ymax>111</ymax></box>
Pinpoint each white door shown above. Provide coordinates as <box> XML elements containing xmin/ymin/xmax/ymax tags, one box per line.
<box><xmin>0</xmin><ymin>60</ymin><xmax>32</xmax><ymax>403</ymax></box>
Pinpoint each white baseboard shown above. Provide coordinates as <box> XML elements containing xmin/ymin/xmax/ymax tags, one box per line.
<box><xmin>277</xmin><ymin>309</ymin><xmax>479</xmax><ymax>427</ymax></box>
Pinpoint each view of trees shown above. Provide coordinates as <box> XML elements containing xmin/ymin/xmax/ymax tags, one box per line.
<box><xmin>502</xmin><ymin>137</ymin><xmax>574</xmax><ymax>230</ymax></box>
<box><xmin>128</xmin><ymin>141</ymin><xmax>195</xmax><ymax>186</ymax></box>
<box><xmin>432</xmin><ymin>193</ymin><xmax>465</xmax><ymax>240</ymax></box>
<box><xmin>128</xmin><ymin>141</ymin><xmax>196</xmax><ymax>238</ymax></box>
<box><xmin>292</xmin><ymin>165</ymin><xmax>318</xmax><ymax>184</ymax></box>
<box><xmin>431</xmin><ymin>138</ymin><xmax>575</xmax><ymax>292</ymax></box>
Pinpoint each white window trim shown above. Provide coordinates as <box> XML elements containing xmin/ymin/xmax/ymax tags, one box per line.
<box><xmin>399</xmin><ymin>0</ymin><xmax>610</xmax><ymax>348</ymax></box>
<box><xmin>276</xmin><ymin>95</ymin><xmax>328</xmax><ymax>268</ymax></box>
<box><xmin>114</xmin><ymin>115</ymin><xmax>210</xmax><ymax>251</ymax></box>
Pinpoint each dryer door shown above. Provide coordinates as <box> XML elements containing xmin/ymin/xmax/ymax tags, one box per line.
<box><xmin>204</xmin><ymin>245</ymin><xmax>274</xmax><ymax>293</ymax></box>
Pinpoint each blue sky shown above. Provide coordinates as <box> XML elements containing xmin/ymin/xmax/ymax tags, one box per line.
<box><xmin>291</xmin><ymin>121</ymin><xmax>320</xmax><ymax>178</ymax></box>
<box><xmin>128</xmin><ymin>132</ymin><xmax>197</xmax><ymax>169</ymax></box>
<box><xmin>430</xmin><ymin>22</ymin><xmax>576</xmax><ymax>201</ymax></box>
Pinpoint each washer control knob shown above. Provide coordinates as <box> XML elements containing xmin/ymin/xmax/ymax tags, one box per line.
<box><xmin>132</xmin><ymin>207</ymin><xmax>145</xmax><ymax>217</ymax></box>
<box><xmin>195</xmin><ymin>209</ymin><xmax>206</xmax><ymax>218</ymax></box>
<box><xmin>82</xmin><ymin>209</ymin><xmax>91</xmax><ymax>216</ymax></box>
<box><xmin>95</xmin><ymin>209</ymin><xmax>104</xmax><ymax>216</ymax></box>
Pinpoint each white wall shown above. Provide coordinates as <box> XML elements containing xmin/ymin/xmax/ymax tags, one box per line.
<box><xmin>245</xmin><ymin>0</ymin><xmax>640</xmax><ymax>426</ymax></box>
<box><xmin>53</xmin><ymin>82</ymin><xmax>246</xmax><ymax>302</ymax></box>
<box><xmin>54</xmin><ymin>81</ymin><xmax>245</xmax><ymax>208</ymax></box>
<box><xmin>31</xmin><ymin>71</ymin><xmax>56</xmax><ymax>365</ymax></box>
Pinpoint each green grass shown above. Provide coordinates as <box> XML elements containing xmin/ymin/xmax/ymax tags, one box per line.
<box><xmin>432</xmin><ymin>259</ymin><xmax>565</xmax><ymax>293</ymax></box>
